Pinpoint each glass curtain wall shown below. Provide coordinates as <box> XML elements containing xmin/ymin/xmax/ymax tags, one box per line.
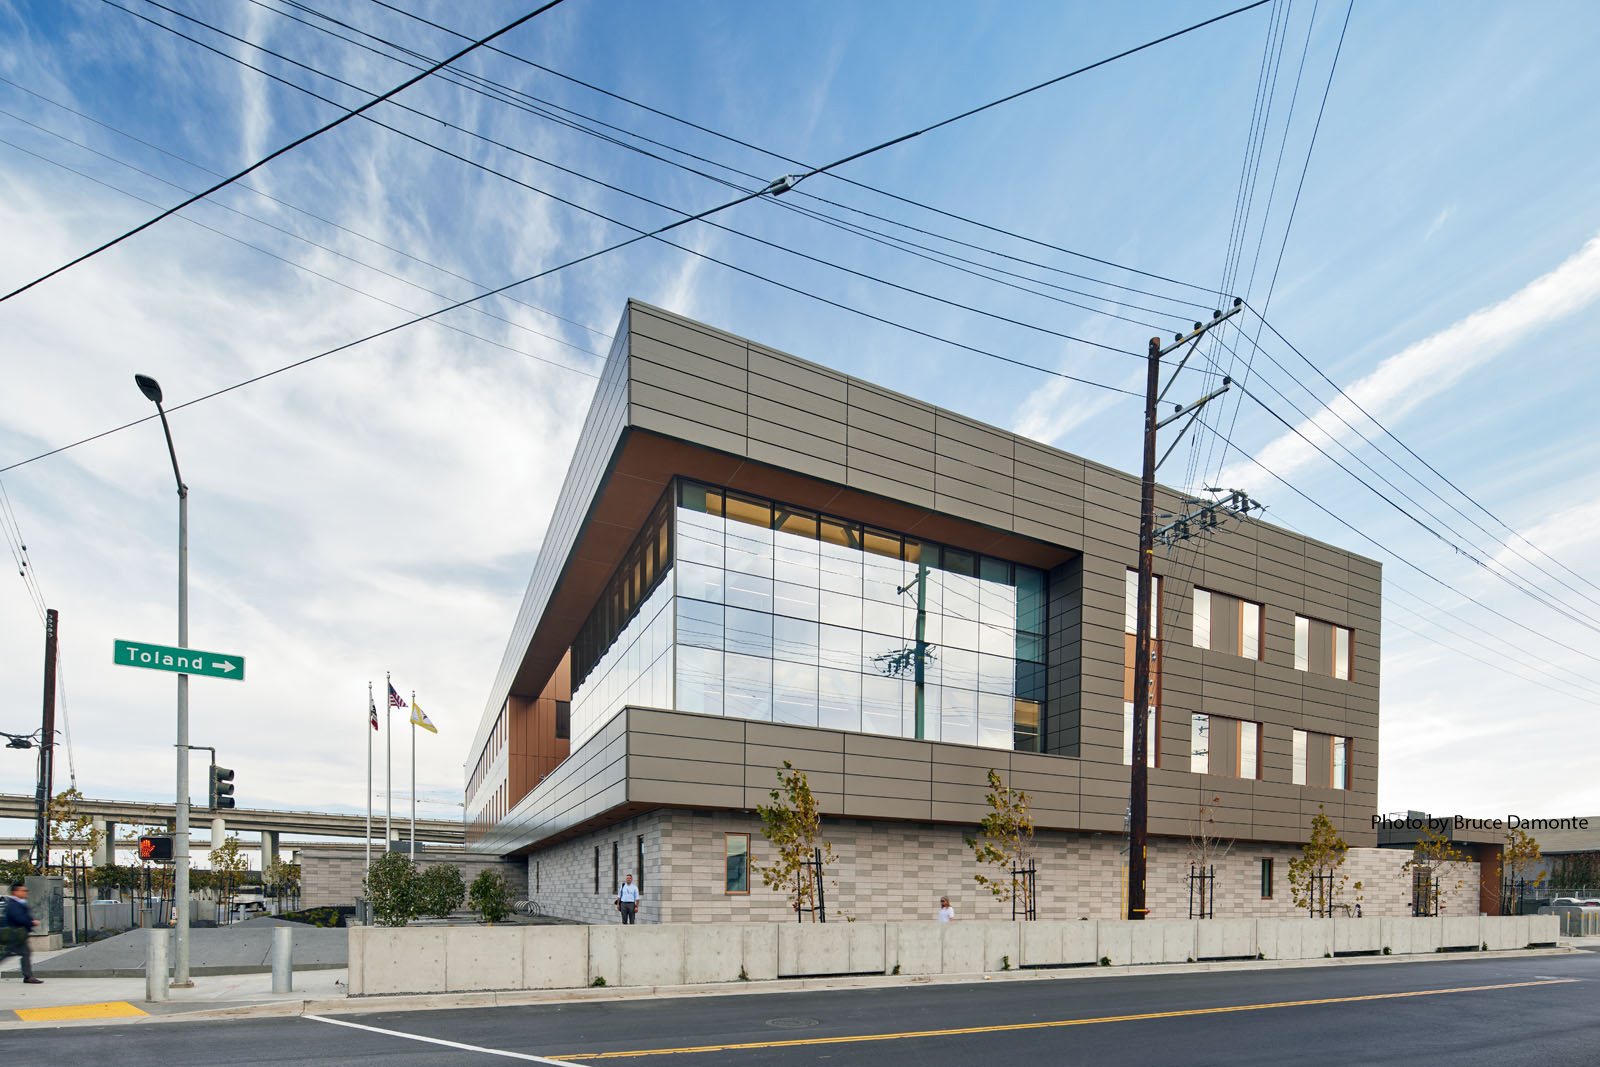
<box><xmin>569</xmin><ymin>493</ymin><xmax>675</xmax><ymax>750</ymax></box>
<box><xmin>673</xmin><ymin>480</ymin><xmax>1045</xmax><ymax>751</ymax></box>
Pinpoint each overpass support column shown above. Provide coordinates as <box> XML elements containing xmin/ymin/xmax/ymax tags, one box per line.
<box><xmin>261</xmin><ymin>830</ymin><xmax>279</xmax><ymax>868</ymax></box>
<box><xmin>95</xmin><ymin>820</ymin><xmax>117</xmax><ymax>866</ymax></box>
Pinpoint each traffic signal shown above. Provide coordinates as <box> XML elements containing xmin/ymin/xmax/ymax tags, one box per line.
<box><xmin>138</xmin><ymin>835</ymin><xmax>174</xmax><ymax>863</ymax></box>
<box><xmin>209</xmin><ymin>763</ymin><xmax>235</xmax><ymax>809</ymax></box>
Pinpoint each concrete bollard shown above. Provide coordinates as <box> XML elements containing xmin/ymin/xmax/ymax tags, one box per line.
<box><xmin>271</xmin><ymin>924</ymin><xmax>293</xmax><ymax>993</ymax></box>
<box><xmin>145</xmin><ymin>928</ymin><xmax>169</xmax><ymax>1003</ymax></box>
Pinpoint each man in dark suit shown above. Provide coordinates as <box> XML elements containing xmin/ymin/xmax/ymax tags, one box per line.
<box><xmin>2</xmin><ymin>883</ymin><xmax>42</xmax><ymax>983</ymax></box>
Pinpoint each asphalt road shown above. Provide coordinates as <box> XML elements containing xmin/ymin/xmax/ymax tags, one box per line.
<box><xmin>16</xmin><ymin>949</ymin><xmax>1600</xmax><ymax>1065</ymax></box>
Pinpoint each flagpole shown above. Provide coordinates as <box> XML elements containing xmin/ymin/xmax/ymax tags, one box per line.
<box><xmin>385</xmin><ymin>671</ymin><xmax>392</xmax><ymax>852</ymax></box>
<box><xmin>410</xmin><ymin>690</ymin><xmax>417</xmax><ymax>860</ymax></box>
<box><xmin>365</xmin><ymin>682</ymin><xmax>373</xmax><ymax>892</ymax></box>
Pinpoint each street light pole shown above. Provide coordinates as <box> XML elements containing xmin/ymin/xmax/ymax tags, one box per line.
<box><xmin>135</xmin><ymin>373</ymin><xmax>193</xmax><ymax>987</ymax></box>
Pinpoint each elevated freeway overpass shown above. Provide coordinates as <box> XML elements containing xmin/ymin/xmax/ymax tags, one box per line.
<box><xmin>0</xmin><ymin>792</ymin><xmax>463</xmax><ymax>863</ymax></box>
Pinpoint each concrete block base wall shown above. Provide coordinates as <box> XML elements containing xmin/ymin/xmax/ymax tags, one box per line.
<box><xmin>301</xmin><ymin>845</ymin><xmax>527</xmax><ymax>909</ymax></box>
<box><xmin>346</xmin><ymin>915</ymin><xmax>1558</xmax><ymax>995</ymax></box>
<box><xmin>522</xmin><ymin>812</ymin><xmax>1480</xmax><ymax>926</ymax></box>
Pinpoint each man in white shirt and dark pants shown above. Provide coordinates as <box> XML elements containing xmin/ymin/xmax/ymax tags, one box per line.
<box><xmin>617</xmin><ymin>874</ymin><xmax>640</xmax><ymax>924</ymax></box>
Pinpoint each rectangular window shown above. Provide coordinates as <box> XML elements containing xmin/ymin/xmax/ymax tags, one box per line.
<box><xmin>1292</xmin><ymin>729</ymin><xmax>1350</xmax><ymax>788</ymax></box>
<box><xmin>724</xmin><ymin>833</ymin><xmax>750</xmax><ymax>894</ymax></box>
<box><xmin>1192</xmin><ymin>714</ymin><xmax>1259</xmax><ymax>780</ymax></box>
<box><xmin>593</xmin><ymin>847</ymin><xmax>599</xmax><ymax>894</ymax></box>
<box><xmin>1124</xmin><ymin>570</ymin><xmax>1162</xmax><ymax>636</ymax></box>
<box><xmin>1261</xmin><ymin>858</ymin><xmax>1274</xmax><ymax>899</ymax></box>
<box><xmin>637</xmin><ymin>835</ymin><xmax>645</xmax><ymax>892</ymax></box>
<box><xmin>1123</xmin><ymin>701</ymin><xmax>1158</xmax><ymax>767</ymax></box>
<box><xmin>612</xmin><ymin>841</ymin><xmax>618</xmax><ymax>895</ymax></box>
<box><xmin>1294</xmin><ymin>615</ymin><xmax>1353</xmax><ymax>679</ymax></box>
<box><xmin>555</xmin><ymin>700</ymin><xmax>570</xmax><ymax>740</ymax></box>
<box><xmin>535</xmin><ymin>861</ymin><xmax>540</xmax><ymax>894</ymax></box>
<box><xmin>1193</xmin><ymin>588</ymin><xmax>1263</xmax><ymax>660</ymax></box>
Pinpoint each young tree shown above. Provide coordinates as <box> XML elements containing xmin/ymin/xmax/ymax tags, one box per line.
<box><xmin>1402</xmin><ymin>826</ymin><xmax>1466</xmax><ymax>916</ymax></box>
<box><xmin>965</xmin><ymin>769</ymin><xmax>1036</xmax><ymax>916</ymax></box>
<box><xmin>365</xmin><ymin>851</ymin><xmax>421</xmax><ymax>927</ymax></box>
<box><xmin>755</xmin><ymin>761</ymin><xmax>835</xmax><ymax>921</ymax></box>
<box><xmin>210</xmin><ymin>834</ymin><xmax>250</xmax><ymax>917</ymax></box>
<box><xmin>47</xmin><ymin>788</ymin><xmax>103</xmax><ymax>873</ymax></box>
<box><xmin>1287</xmin><ymin>806</ymin><xmax>1362</xmax><ymax>915</ymax></box>
<box><xmin>1500</xmin><ymin>828</ymin><xmax>1544</xmax><ymax>888</ymax></box>
<box><xmin>419</xmin><ymin>863</ymin><xmax>467</xmax><ymax>918</ymax></box>
<box><xmin>263</xmin><ymin>858</ymin><xmax>302</xmax><ymax>907</ymax></box>
<box><xmin>1181</xmin><ymin>795</ymin><xmax>1234</xmax><ymax>917</ymax></box>
<box><xmin>467</xmin><ymin>869</ymin><xmax>511</xmax><ymax>924</ymax></box>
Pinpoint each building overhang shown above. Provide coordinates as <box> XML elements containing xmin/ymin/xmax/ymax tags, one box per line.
<box><xmin>470</xmin><ymin>706</ymin><xmax>1378</xmax><ymax>856</ymax></box>
<box><xmin>504</xmin><ymin>428</ymin><xmax>1077</xmax><ymax>708</ymax></box>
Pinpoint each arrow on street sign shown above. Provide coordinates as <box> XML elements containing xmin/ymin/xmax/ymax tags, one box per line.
<box><xmin>114</xmin><ymin>639</ymin><xmax>246</xmax><ymax>681</ymax></box>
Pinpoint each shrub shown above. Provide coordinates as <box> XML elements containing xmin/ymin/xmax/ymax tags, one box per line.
<box><xmin>419</xmin><ymin>864</ymin><xmax>466</xmax><ymax>919</ymax></box>
<box><xmin>366</xmin><ymin>852</ymin><xmax>422</xmax><ymax>927</ymax></box>
<box><xmin>279</xmin><ymin>907</ymin><xmax>345</xmax><ymax>928</ymax></box>
<box><xmin>468</xmin><ymin>870</ymin><xmax>512</xmax><ymax>924</ymax></box>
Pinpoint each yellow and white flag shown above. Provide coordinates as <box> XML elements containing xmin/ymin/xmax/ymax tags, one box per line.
<box><xmin>410</xmin><ymin>701</ymin><xmax>438</xmax><ymax>734</ymax></box>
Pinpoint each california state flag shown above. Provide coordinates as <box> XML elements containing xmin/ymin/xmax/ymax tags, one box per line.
<box><xmin>410</xmin><ymin>702</ymin><xmax>438</xmax><ymax>734</ymax></box>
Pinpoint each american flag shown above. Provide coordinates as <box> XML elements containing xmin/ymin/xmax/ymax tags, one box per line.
<box><xmin>388</xmin><ymin>683</ymin><xmax>407</xmax><ymax>710</ymax></box>
<box><xmin>368</xmin><ymin>695</ymin><xmax>379</xmax><ymax>732</ymax></box>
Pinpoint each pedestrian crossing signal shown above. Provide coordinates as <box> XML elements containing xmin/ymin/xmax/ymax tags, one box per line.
<box><xmin>138</xmin><ymin>835</ymin><xmax>174</xmax><ymax>863</ymax></box>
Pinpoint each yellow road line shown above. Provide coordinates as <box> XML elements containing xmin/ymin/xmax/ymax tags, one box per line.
<box><xmin>552</xmin><ymin>978</ymin><xmax>1578</xmax><ymax>1060</ymax></box>
<box><xmin>14</xmin><ymin>1000</ymin><xmax>149</xmax><ymax>1022</ymax></box>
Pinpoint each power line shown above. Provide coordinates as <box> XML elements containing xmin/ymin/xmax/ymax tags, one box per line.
<box><xmin>0</xmin><ymin>108</ymin><xmax>607</xmax><ymax>366</ymax></box>
<box><xmin>1200</xmin><ymin>384</ymin><xmax>1600</xmax><ymax>672</ymax></box>
<box><xmin>0</xmin><ymin>0</ymin><xmax>570</xmax><ymax>305</ymax></box>
<box><xmin>98</xmin><ymin>0</ymin><xmax>1165</xmax><ymax>371</ymax></box>
<box><xmin>1209</xmin><ymin>0</ymin><xmax>1353</xmax><ymax>488</ymax></box>
<box><xmin>2</xmin><ymin>1</ymin><xmax>1280</xmax><ymax>474</ymax></box>
<box><xmin>1247</xmin><ymin>304</ymin><xmax>1600</xmax><ymax>603</ymax></box>
<box><xmin>365</xmin><ymin>0</ymin><xmax>1239</xmax><ymax>305</ymax></box>
<box><xmin>0</xmin><ymin>72</ymin><xmax>615</xmax><ymax>345</ymax></box>
<box><xmin>242</xmin><ymin>0</ymin><xmax>1204</xmax><ymax>331</ymax></box>
<box><xmin>0</xmin><ymin>136</ymin><xmax>603</xmax><ymax>378</ymax></box>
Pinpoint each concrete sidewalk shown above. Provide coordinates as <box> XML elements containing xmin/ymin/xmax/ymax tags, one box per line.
<box><xmin>0</xmin><ymin>942</ymin><xmax>1576</xmax><ymax>1030</ymax></box>
<box><xmin>0</xmin><ymin>967</ymin><xmax>346</xmax><ymax>1024</ymax></box>
<box><xmin>9</xmin><ymin>920</ymin><xmax>346</xmax><ymax>978</ymax></box>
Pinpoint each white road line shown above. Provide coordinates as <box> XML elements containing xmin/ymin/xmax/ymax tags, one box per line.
<box><xmin>305</xmin><ymin>1014</ymin><xmax>584</xmax><ymax>1065</ymax></box>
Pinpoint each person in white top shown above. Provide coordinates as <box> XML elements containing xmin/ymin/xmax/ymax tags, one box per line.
<box><xmin>937</xmin><ymin>896</ymin><xmax>955</xmax><ymax>922</ymax></box>
<box><xmin>616</xmin><ymin>873</ymin><xmax>640</xmax><ymax>924</ymax></box>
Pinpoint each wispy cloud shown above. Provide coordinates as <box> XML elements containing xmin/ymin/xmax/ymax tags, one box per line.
<box><xmin>1221</xmin><ymin>230</ymin><xmax>1600</xmax><ymax>487</ymax></box>
<box><xmin>1423</xmin><ymin>205</ymin><xmax>1454</xmax><ymax>241</ymax></box>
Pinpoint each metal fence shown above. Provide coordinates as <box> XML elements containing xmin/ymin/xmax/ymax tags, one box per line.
<box><xmin>1188</xmin><ymin>864</ymin><xmax>1214</xmax><ymax>920</ymax></box>
<box><xmin>1540</xmin><ymin>908</ymin><xmax>1600</xmax><ymax>937</ymax></box>
<box><xmin>1011</xmin><ymin>863</ymin><xmax>1037</xmax><ymax>921</ymax></box>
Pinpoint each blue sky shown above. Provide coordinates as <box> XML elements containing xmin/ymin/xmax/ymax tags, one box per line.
<box><xmin>2</xmin><ymin>0</ymin><xmax>1599</xmax><ymax>847</ymax></box>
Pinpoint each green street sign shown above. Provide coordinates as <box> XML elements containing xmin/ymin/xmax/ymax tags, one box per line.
<box><xmin>114</xmin><ymin>639</ymin><xmax>245</xmax><ymax>681</ymax></box>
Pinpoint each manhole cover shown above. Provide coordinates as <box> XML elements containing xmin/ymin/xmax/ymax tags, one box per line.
<box><xmin>765</xmin><ymin>1017</ymin><xmax>821</xmax><ymax>1030</ymax></box>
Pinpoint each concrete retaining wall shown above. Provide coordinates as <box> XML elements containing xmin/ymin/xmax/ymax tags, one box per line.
<box><xmin>347</xmin><ymin>915</ymin><xmax>1558</xmax><ymax>995</ymax></box>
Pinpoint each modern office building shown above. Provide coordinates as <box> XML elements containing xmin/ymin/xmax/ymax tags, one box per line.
<box><xmin>465</xmin><ymin>301</ymin><xmax>1384</xmax><ymax>924</ymax></box>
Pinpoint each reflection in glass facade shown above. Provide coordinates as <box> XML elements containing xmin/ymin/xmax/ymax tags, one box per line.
<box><xmin>566</xmin><ymin>479</ymin><xmax>1049</xmax><ymax>753</ymax></box>
<box><xmin>673</xmin><ymin>481</ymin><xmax>1045</xmax><ymax>751</ymax></box>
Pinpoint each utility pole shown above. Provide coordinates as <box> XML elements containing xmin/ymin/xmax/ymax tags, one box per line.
<box><xmin>33</xmin><ymin>608</ymin><xmax>58</xmax><ymax>872</ymax></box>
<box><xmin>1128</xmin><ymin>299</ymin><xmax>1242</xmax><ymax>921</ymax></box>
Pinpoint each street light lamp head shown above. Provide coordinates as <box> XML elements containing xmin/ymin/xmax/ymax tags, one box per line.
<box><xmin>134</xmin><ymin>373</ymin><xmax>164</xmax><ymax>405</ymax></box>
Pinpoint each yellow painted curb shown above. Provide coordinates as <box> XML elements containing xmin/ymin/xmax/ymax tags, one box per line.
<box><xmin>14</xmin><ymin>1001</ymin><xmax>149</xmax><ymax>1021</ymax></box>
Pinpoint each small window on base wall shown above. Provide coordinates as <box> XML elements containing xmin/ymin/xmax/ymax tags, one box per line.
<box><xmin>1261</xmin><ymin>858</ymin><xmax>1274</xmax><ymax>899</ymax></box>
<box><xmin>725</xmin><ymin>833</ymin><xmax>750</xmax><ymax>894</ymax></box>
